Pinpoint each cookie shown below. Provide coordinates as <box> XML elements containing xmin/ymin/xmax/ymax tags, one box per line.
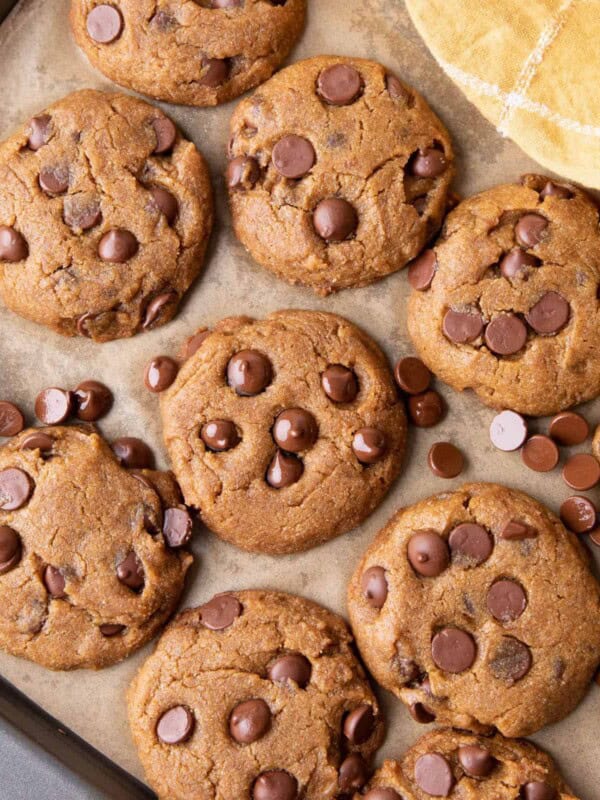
<box><xmin>160</xmin><ymin>310</ymin><xmax>406</xmax><ymax>554</ymax></box>
<box><xmin>227</xmin><ymin>56</ymin><xmax>454</xmax><ymax>294</ymax></box>
<box><xmin>128</xmin><ymin>589</ymin><xmax>384</xmax><ymax>800</ymax></box>
<box><xmin>407</xmin><ymin>174</ymin><xmax>600</xmax><ymax>416</ymax></box>
<box><xmin>356</xmin><ymin>729</ymin><xmax>577</xmax><ymax>800</ymax></box>
<box><xmin>0</xmin><ymin>89</ymin><xmax>213</xmax><ymax>341</ymax></box>
<box><xmin>347</xmin><ymin>482</ymin><xmax>600</xmax><ymax>737</ymax></box>
<box><xmin>0</xmin><ymin>425</ymin><xmax>193</xmax><ymax>669</ymax></box>
<box><xmin>70</xmin><ymin>1</ymin><xmax>306</xmax><ymax>107</ymax></box>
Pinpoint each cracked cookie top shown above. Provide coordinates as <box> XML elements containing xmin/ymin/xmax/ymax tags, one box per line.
<box><xmin>160</xmin><ymin>309</ymin><xmax>406</xmax><ymax>554</ymax></box>
<box><xmin>0</xmin><ymin>89</ymin><xmax>213</xmax><ymax>341</ymax></box>
<box><xmin>0</xmin><ymin>425</ymin><xmax>193</xmax><ymax>669</ymax></box>
<box><xmin>407</xmin><ymin>175</ymin><xmax>600</xmax><ymax>415</ymax></box>
<box><xmin>347</xmin><ymin>482</ymin><xmax>600</xmax><ymax>738</ymax></box>
<box><xmin>128</xmin><ymin>589</ymin><xmax>384</xmax><ymax>800</ymax></box>
<box><xmin>70</xmin><ymin>0</ymin><xmax>307</xmax><ymax>107</ymax></box>
<box><xmin>227</xmin><ymin>56</ymin><xmax>454</xmax><ymax>294</ymax></box>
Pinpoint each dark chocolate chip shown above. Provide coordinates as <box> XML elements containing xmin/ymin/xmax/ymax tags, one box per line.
<box><xmin>0</xmin><ymin>526</ymin><xmax>21</xmax><ymax>574</ymax></box>
<box><xmin>0</xmin><ymin>226</ymin><xmax>28</xmax><ymax>262</ymax></box>
<box><xmin>201</xmin><ymin>420</ymin><xmax>240</xmax><ymax>452</ymax></box>
<box><xmin>144</xmin><ymin>357</ymin><xmax>179</xmax><ymax>393</ymax></box>
<box><xmin>394</xmin><ymin>357</ymin><xmax>431</xmax><ymax>395</ymax></box>
<box><xmin>74</xmin><ymin>380</ymin><xmax>113</xmax><ymax>421</ymax></box>
<box><xmin>449</xmin><ymin>523</ymin><xmax>493</xmax><ymax>566</ymax></box>
<box><xmin>268</xmin><ymin>654</ymin><xmax>311</xmax><ymax>688</ymax></box>
<box><xmin>317</xmin><ymin>64</ymin><xmax>362</xmax><ymax>106</ymax></box>
<box><xmin>163</xmin><ymin>507</ymin><xmax>193</xmax><ymax>548</ymax></box>
<box><xmin>266</xmin><ymin>450</ymin><xmax>303</xmax><ymax>488</ymax></box>
<box><xmin>352</xmin><ymin>428</ymin><xmax>387</xmax><ymax>464</ymax></box>
<box><xmin>313</xmin><ymin>197</ymin><xmax>358</xmax><ymax>242</ymax></box>
<box><xmin>458</xmin><ymin>745</ymin><xmax>496</xmax><ymax>778</ymax></box>
<box><xmin>156</xmin><ymin>706</ymin><xmax>195</xmax><ymax>744</ymax></box>
<box><xmin>143</xmin><ymin>291</ymin><xmax>177</xmax><ymax>329</ymax></box>
<box><xmin>199</xmin><ymin>593</ymin><xmax>242</xmax><ymax>630</ymax></box>
<box><xmin>431</xmin><ymin>627</ymin><xmax>476</xmax><ymax>673</ymax></box>
<box><xmin>150</xmin><ymin>186</ymin><xmax>178</xmax><ymax>224</ymax></box>
<box><xmin>229</xmin><ymin>699</ymin><xmax>271</xmax><ymax>743</ymax></box>
<box><xmin>112</xmin><ymin>437</ymin><xmax>155</xmax><ymax>469</ymax></box>
<box><xmin>343</xmin><ymin>705</ymin><xmax>375</xmax><ymax>744</ymax></box>
<box><xmin>227</xmin><ymin>350</ymin><xmax>272</xmax><ymax>395</ymax></box>
<box><xmin>407</xmin><ymin>531</ymin><xmax>449</xmax><ymax>577</ymax></box>
<box><xmin>272</xmin><ymin>135</ymin><xmax>316</xmax><ymax>179</ymax></box>
<box><xmin>98</xmin><ymin>229</ymin><xmax>139</xmax><ymax>262</ymax></box>
<box><xmin>408</xmin><ymin>390</ymin><xmax>444</xmax><ymax>427</ymax></box>
<box><xmin>273</xmin><ymin>409</ymin><xmax>318</xmax><ymax>453</ymax></box>
<box><xmin>321</xmin><ymin>365</ymin><xmax>358</xmax><ymax>403</ymax></box>
<box><xmin>0</xmin><ymin>402</ymin><xmax>24</xmax><ymax>437</ymax></box>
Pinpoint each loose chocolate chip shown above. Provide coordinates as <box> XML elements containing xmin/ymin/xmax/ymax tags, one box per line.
<box><xmin>408</xmin><ymin>249</ymin><xmax>437</xmax><ymax>291</ymax></box>
<box><xmin>268</xmin><ymin>654</ymin><xmax>311</xmax><ymax>688</ymax></box>
<box><xmin>485</xmin><ymin>314</ymin><xmax>528</xmax><ymax>355</ymax></box>
<box><xmin>43</xmin><ymin>565</ymin><xmax>66</xmax><ymax>598</ymax></box>
<box><xmin>181</xmin><ymin>329</ymin><xmax>210</xmax><ymax>360</ymax></box>
<box><xmin>0</xmin><ymin>226</ymin><xmax>28</xmax><ymax>262</ymax></box>
<box><xmin>273</xmin><ymin>409</ymin><xmax>318</xmax><ymax>453</ymax></box>
<box><xmin>156</xmin><ymin>706</ymin><xmax>195</xmax><ymax>744</ymax></box>
<box><xmin>229</xmin><ymin>699</ymin><xmax>271</xmax><ymax>743</ymax></box>
<box><xmin>414</xmin><ymin>753</ymin><xmax>455</xmax><ymax>797</ymax></box>
<box><xmin>253</xmin><ymin>771</ymin><xmax>298</xmax><ymax>800</ymax></box>
<box><xmin>266</xmin><ymin>450</ymin><xmax>303</xmax><ymax>488</ymax></box>
<box><xmin>487</xmin><ymin>579</ymin><xmax>527</xmax><ymax>622</ymax></box>
<box><xmin>144</xmin><ymin>357</ymin><xmax>179</xmax><ymax>393</ymax></box>
<box><xmin>27</xmin><ymin>114</ymin><xmax>51</xmax><ymax>150</ymax></box>
<box><xmin>163</xmin><ymin>507</ymin><xmax>193</xmax><ymax>548</ymax></box>
<box><xmin>152</xmin><ymin>117</ymin><xmax>177</xmax><ymax>154</ymax></box>
<box><xmin>352</xmin><ymin>428</ymin><xmax>387</xmax><ymax>464</ymax></box>
<box><xmin>442</xmin><ymin>308</ymin><xmax>484</xmax><ymax>344</ymax></box>
<box><xmin>521</xmin><ymin>435</ymin><xmax>559</xmax><ymax>472</ymax></box>
<box><xmin>500</xmin><ymin>248</ymin><xmax>540</xmax><ymax>279</ymax></box>
<box><xmin>540</xmin><ymin>181</ymin><xmax>573</xmax><ymax>200</ymax></box>
<box><xmin>410</xmin><ymin>148</ymin><xmax>448</xmax><ymax>178</ymax></box>
<box><xmin>272</xmin><ymin>135</ymin><xmax>316</xmax><ymax>179</ymax></box>
<box><xmin>317</xmin><ymin>64</ymin><xmax>362</xmax><ymax>106</ymax></box>
<box><xmin>35</xmin><ymin>388</ymin><xmax>73</xmax><ymax>425</ymax></box>
<box><xmin>361</xmin><ymin>566</ymin><xmax>388</xmax><ymax>609</ymax></box>
<box><xmin>201</xmin><ymin>420</ymin><xmax>240</xmax><ymax>452</ymax></box>
<box><xmin>112</xmin><ymin>437</ymin><xmax>155</xmax><ymax>469</ymax></box>
<box><xmin>449</xmin><ymin>523</ymin><xmax>493</xmax><ymax>566</ymax></box>
<box><xmin>86</xmin><ymin>5</ymin><xmax>124</xmax><ymax>43</ymax></box>
<box><xmin>562</xmin><ymin>453</ymin><xmax>600</xmax><ymax>490</ymax></box>
<box><xmin>150</xmin><ymin>186</ymin><xmax>178</xmax><ymax>224</ymax></box>
<box><xmin>39</xmin><ymin>167</ymin><xmax>69</xmax><ymax>196</ymax></box>
<box><xmin>98</xmin><ymin>229</ymin><xmax>139</xmax><ymax>263</ymax></box>
<box><xmin>549</xmin><ymin>411</ymin><xmax>589</xmax><ymax>445</ymax></box>
<box><xmin>522</xmin><ymin>783</ymin><xmax>558</xmax><ymax>800</ymax></box>
<box><xmin>99</xmin><ymin>624</ymin><xmax>125</xmax><ymax>636</ymax></box>
<box><xmin>490</xmin><ymin>410</ymin><xmax>528</xmax><ymax>451</ymax></box>
<box><xmin>560</xmin><ymin>495</ymin><xmax>597</xmax><ymax>533</ymax></box>
<box><xmin>0</xmin><ymin>469</ymin><xmax>33</xmax><ymax>511</ymax></box>
<box><xmin>227</xmin><ymin>350</ymin><xmax>272</xmax><ymax>395</ymax></box>
<box><xmin>143</xmin><ymin>291</ymin><xmax>177</xmax><ymax>329</ymax></box>
<box><xmin>458</xmin><ymin>745</ymin><xmax>496</xmax><ymax>778</ymax></box>
<box><xmin>526</xmin><ymin>291</ymin><xmax>570</xmax><ymax>335</ymax></box>
<box><xmin>386</xmin><ymin>73</ymin><xmax>412</xmax><ymax>105</ymax></box>
<box><xmin>74</xmin><ymin>380</ymin><xmax>113</xmax><ymax>421</ymax></box>
<box><xmin>338</xmin><ymin>754</ymin><xmax>369</xmax><ymax>793</ymax></box>
<box><xmin>321</xmin><ymin>365</ymin><xmax>358</xmax><ymax>403</ymax></box>
<box><xmin>431</xmin><ymin>628</ymin><xmax>476</xmax><ymax>673</ymax></box>
<box><xmin>0</xmin><ymin>526</ymin><xmax>21</xmax><ymax>574</ymax></box>
<box><xmin>500</xmin><ymin>520</ymin><xmax>538</xmax><ymax>540</ymax></box>
<box><xmin>63</xmin><ymin>198</ymin><xmax>102</xmax><ymax>231</ymax></box>
<box><xmin>227</xmin><ymin>156</ymin><xmax>260</xmax><ymax>189</ymax></box>
<box><xmin>364</xmin><ymin>789</ymin><xmax>402</xmax><ymax>800</ymax></box>
<box><xmin>409</xmin><ymin>702</ymin><xmax>436</xmax><ymax>723</ymax></box>
<box><xmin>489</xmin><ymin>637</ymin><xmax>532</xmax><ymax>683</ymax></box>
<box><xmin>515</xmin><ymin>214</ymin><xmax>548</xmax><ymax>247</ymax></box>
<box><xmin>313</xmin><ymin>197</ymin><xmax>358</xmax><ymax>242</ymax></box>
<box><xmin>200</xmin><ymin>57</ymin><xmax>230</xmax><ymax>87</ymax></box>
<box><xmin>343</xmin><ymin>705</ymin><xmax>375</xmax><ymax>744</ymax></box>
<box><xmin>407</xmin><ymin>530</ymin><xmax>449</xmax><ymax>577</ymax></box>
<box><xmin>428</xmin><ymin>442</ymin><xmax>464</xmax><ymax>478</ymax></box>
<box><xmin>0</xmin><ymin>402</ymin><xmax>24</xmax><ymax>437</ymax></box>
<box><xmin>20</xmin><ymin>432</ymin><xmax>54</xmax><ymax>452</ymax></box>
<box><xmin>199</xmin><ymin>593</ymin><xmax>242</xmax><ymax>630</ymax></box>
<box><xmin>116</xmin><ymin>551</ymin><xmax>144</xmax><ymax>591</ymax></box>
<box><xmin>408</xmin><ymin>390</ymin><xmax>444</xmax><ymax>427</ymax></box>
<box><xmin>394</xmin><ymin>357</ymin><xmax>431</xmax><ymax>395</ymax></box>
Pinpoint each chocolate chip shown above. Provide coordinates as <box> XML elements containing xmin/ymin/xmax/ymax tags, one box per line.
<box><xmin>407</xmin><ymin>530</ymin><xmax>449</xmax><ymax>577</ymax></box>
<box><xmin>74</xmin><ymin>380</ymin><xmax>113</xmax><ymax>421</ymax></box>
<box><xmin>39</xmin><ymin>166</ymin><xmax>69</xmax><ymax>196</ymax></box>
<box><xmin>43</xmin><ymin>565</ymin><xmax>66</xmax><ymax>598</ymax></box>
<box><xmin>338</xmin><ymin>754</ymin><xmax>369</xmax><ymax>793</ymax></box>
<box><xmin>487</xmin><ymin>579</ymin><xmax>527</xmax><ymax>622</ymax></box>
<box><xmin>489</xmin><ymin>637</ymin><xmax>532</xmax><ymax>683</ymax></box>
<box><xmin>86</xmin><ymin>5</ymin><xmax>124</xmax><ymax>43</ymax></box>
<box><xmin>181</xmin><ymin>329</ymin><xmax>210</xmax><ymax>360</ymax></box>
<box><xmin>515</xmin><ymin>214</ymin><xmax>548</xmax><ymax>247</ymax></box>
<box><xmin>485</xmin><ymin>314</ymin><xmax>528</xmax><ymax>355</ymax></box>
<box><xmin>0</xmin><ymin>226</ymin><xmax>28</xmax><ymax>262</ymax></box>
<box><xmin>540</xmin><ymin>181</ymin><xmax>573</xmax><ymax>200</ymax></box>
<box><xmin>560</xmin><ymin>495</ymin><xmax>597</xmax><ymax>533</ymax></box>
<box><xmin>150</xmin><ymin>186</ymin><xmax>178</xmax><ymax>224</ymax></box>
<box><xmin>526</xmin><ymin>292</ymin><xmax>570</xmax><ymax>335</ymax></box>
<box><xmin>112</xmin><ymin>437</ymin><xmax>155</xmax><ymax>469</ymax></box>
<box><xmin>457</xmin><ymin>745</ymin><xmax>495</xmax><ymax>778</ymax></box>
<box><xmin>156</xmin><ymin>706</ymin><xmax>195</xmax><ymax>744</ymax></box>
<box><xmin>229</xmin><ymin>699</ymin><xmax>271</xmax><ymax>743</ymax></box>
<box><xmin>272</xmin><ymin>135</ymin><xmax>316</xmax><ymax>179</ymax></box>
<box><xmin>490</xmin><ymin>410</ymin><xmax>528</xmax><ymax>451</ymax></box>
<box><xmin>0</xmin><ymin>526</ymin><xmax>21</xmax><ymax>574</ymax></box>
<box><xmin>143</xmin><ymin>291</ymin><xmax>177</xmax><ymax>329</ymax></box>
<box><xmin>317</xmin><ymin>64</ymin><xmax>362</xmax><ymax>105</ymax></box>
<box><xmin>343</xmin><ymin>705</ymin><xmax>375</xmax><ymax>744</ymax></box>
<box><xmin>449</xmin><ymin>523</ymin><xmax>493</xmax><ymax>566</ymax></box>
<box><xmin>212</xmin><ymin>0</ymin><xmax>242</xmax><ymax>6</ymax></box>
<box><xmin>408</xmin><ymin>249</ymin><xmax>437</xmax><ymax>291</ymax></box>
<box><xmin>20</xmin><ymin>432</ymin><xmax>54</xmax><ymax>452</ymax></box>
<box><xmin>227</xmin><ymin>156</ymin><xmax>260</xmax><ymax>189</ymax></box>
<box><xmin>35</xmin><ymin>388</ymin><xmax>73</xmax><ymax>425</ymax></box>
<box><xmin>144</xmin><ymin>357</ymin><xmax>179</xmax><ymax>393</ymax></box>
<box><xmin>200</xmin><ymin>57</ymin><xmax>230</xmax><ymax>87</ymax></box>
<box><xmin>253</xmin><ymin>771</ymin><xmax>298</xmax><ymax>800</ymax></box>
<box><xmin>562</xmin><ymin>453</ymin><xmax>600</xmax><ymax>490</ymax></box>
<box><xmin>428</xmin><ymin>441</ymin><xmax>464</xmax><ymax>478</ymax></box>
<box><xmin>227</xmin><ymin>350</ymin><xmax>272</xmax><ymax>396</ymax></box>
<box><xmin>361</xmin><ymin>566</ymin><xmax>388</xmax><ymax>609</ymax></box>
<box><xmin>352</xmin><ymin>428</ymin><xmax>387</xmax><ymax>464</ymax></box>
<box><xmin>410</xmin><ymin>148</ymin><xmax>448</xmax><ymax>178</ymax></box>
<box><xmin>199</xmin><ymin>593</ymin><xmax>242</xmax><ymax>630</ymax></box>
<box><xmin>152</xmin><ymin>117</ymin><xmax>177</xmax><ymax>154</ymax></box>
<box><xmin>431</xmin><ymin>628</ymin><xmax>476</xmax><ymax>673</ymax></box>
<box><xmin>273</xmin><ymin>409</ymin><xmax>318</xmax><ymax>453</ymax></box>
<box><xmin>521</xmin><ymin>782</ymin><xmax>558</xmax><ymax>800</ymax></box>
<box><xmin>163</xmin><ymin>507</ymin><xmax>193</xmax><ymax>548</ymax></box>
<box><xmin>200</xmin><ymin>420</ymin><xmax>240</xmax><ymax>452</ymax></box>
<box><xmin>98</xmin><ymin>229</ymin><xmax>139</xmax><ymax>262</ymax></box>
<box><xmin>63</xmin><ymin>197</ymin><xmax>102</xmax><ymax>231</ymax></box>
<box><xmin>500</xmin><ymin>248</ymin><xmax>540</xmax><ymax>278</ymax></box>
<box><xmin>99</xmin><ymin>624</ymin><xmax>125</xmax><ymax>637</ymax></box>
<box><xmin>266</xmin><ymin>450</ymin><xmax>303</xmax><ymax>488</ymax></box>
<box><xmin>414</xmin><ymin>753</ymin><xmax>455</xmax><ymax>797</ymax></box>
<box><xmin>394</xmin><ymin>357</ymin><xmax>431</xmax><ymax>395</ymax></box>
<box><xmin>443</xmin><ymin>308</ymin><xmax>484</xmax><ymax>344</ymax></box>
<box><xmin>590</xmin><ymin>529</ymin><xmax>600</xmax><ymax>547</ymax></box>
<box><xmin>409</xmin><ymin>702</ymin><xmax>436</xmax><ymax>723</ymax></box>
<box><xmin>321</xmin><ymin>365</ymin><xmax>358</xmax><ymax>403</ymax></box>
<box><xmin>408</xmin><ymin>390</ymin><xmax>444</xmax><ymax>427</ymax></box>
<box><xmin>364</xmin><ymin>789</ymin><xmax>402</xmax><ymax>800</ymax></box>
<box><xmin>386</xmin><ymin>73</ymin><xmax>412</xmax><ymax>105</ymax></box>
<box><xmin>27</xmin><ymin>114</ymin><xmax>51</xmax><ymax>150</ymax></box>
<box><xmin>313</xmin><ymin>197</ymin><xmax>358</xmax><ymax>242</ymax></box>
<box><xmin>549</xmin><ymin>411</ymin><xmax>589</xmax><ymax>445</ymax></box>
<box><xmin>500</xmin><ymin>520</ymin><xmax>538</xmax><ymax>541</ymax></box>
<box><xmin>116</xmin><ymin>552</ymin><xmax>144</xmax><ymax>591</ymax></box>
<box><xmin>0</xmin><ymin>469</ymin><xmax>33</xmax><ymax>511</ymax></box>
<box><xmin>521</xmin><ymin>435</ymin><xmax>559</xmax><ymax>472</ymax></box>
<box><xmin>0</xmin><ymin>402</ymin><xmax>24</xmax><ymax>437</ymax></box>
<box><xmin>268</xmin><ymin>654</ymin><xmax>311</xmax><ymax>688</ymax></box>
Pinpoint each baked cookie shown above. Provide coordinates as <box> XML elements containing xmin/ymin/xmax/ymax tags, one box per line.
<box><xmin>160</xmin><ymin>310</ymin><xmax>406</xmax><ymax>554</ymax></box>
<box><xmin>227</xmin><ymin>56</ymin><xmax>454</xmax><ymax>294</ymax></box>
<box><xmin>0</xmin><ymin>425</ymin><xmax>193</xmax><ymax>669</ymax></box>
<box><xmin>0</xmin><ymin>90</ymin><xmax>212</xmax><ymax>341</ymax></box>
<box><xmin>356</xmin><ymin>729</ymin><xmax>577</xmax><ymax>800</ymax></box>
<box><xmin>407</xmin><ymin>174</ymin><xmax>600</xmax><ymax>416</ymax></box>
<box><xmin>70</xmin><ymin>1</ymin><xmax>306</xmax><ymax>107</ymax></box>
<box><xmin>128</xmin><ymin>589</ymin><xmax>385</xmax><ymax>800</ymax></box>
<box><xmin>347</xmin><ymin>482</ymin><xmax>600</xmax><ymax>737</ymax></box>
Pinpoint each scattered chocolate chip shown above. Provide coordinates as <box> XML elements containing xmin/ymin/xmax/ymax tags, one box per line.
<box><xmin>394</xmin><ymin>357</ymin><xmax>431</xmax><ymax>395</ymax></box>
<box><xmin>515</xmin><ymin>214</ymin><xmax>548</xmax><ymax>247</ymax></box>
<box><xmin>98</xmin><ymin>229</ymin><xmax>139</xmax><ymax>263</ymax></box>
<box><xmin>144</xmin><ymin>357</ymin><xmax>179</xmax><ymax>393</ymax></box>
<box><xmin>272</xmin><ymin>135</ymin><xmax>316</xmax><ymax>179</ymax></box>
<box><xmin>562</xmin><ymin>453</ymin><xmax>600</xmax><ymax>490</ymax></box>
<box><xmin>0</xmin><ymin>526</ymin><xmax>21</xmax><ymax>574</ymax></box>
<box><xmin>39</xmin><ymin>166</ymin><xmax>69</xmax><ymax>196</ymax></box>
<box><xmin>407</xmin><ymin>530</ymin><xmax>449</xmax><ymax>577</ymax></box>
<box><xmin>63</xmin><ymin>197</ymin><xmax>102</xmax><ymax>231</ymax></box>
<box><xmin>199</xmin><ymin>593</ymin><xmax>242</xmax><ymax>630</ymax></box>
<box><xmin>500</xmin><ymin>520</ymin><xmax>538</xmax><ymax>540</ymax></box>
<box><xmin>485</xmin><ymin>314</ymin><xmax>528</xmax><ymax>355</ymax></box>
<box><xmin>34</xmin><ymin>388</ymin><xmax>73</xmax><ymax>425</ymax></box>
<box><xmin>361</xmin><ymin>566</ymin><xmax>388</xmax><ymax>609</ymax></box>
<box><xmin>20</xmin><ymin>432</ymin><xmax>54</xmax><ymax>452</ymax></box>
<box><xmin>253</xmin><ymin>771</ymin><xmax>298</xmax><ymax>800</ymax></box>
<box><xmin>560</xmin><ymin>495</ymin><xmax>597</xmax><ymax>533</ymax></box>
<box><xmin>489</xmin><ymin>637</ymin><xmax>532</xmax><ymax>683</ymax></box>
<box><xmin>181</xmin><ymin>329</ymin><xmax>210</xmax><ymax>360</ymax></box>
<box><xmin>227</xmin><ymin>350</ymin><xmax>272</xmax><ymax>395</ymax></box>
<box><xmin>143</xmin><ymin>291</ymin><xmax>177</xmax><ymax>329</ymax></box>
<box><xmin>540</xmin><ymin>181</ymin><xmax>573</xmax><ymax>200</ymax></box>
<box><xmin>116</xmin><ymin>552</ymin><xmax>144</xmax><ymax>591</ymax></box>
<box><xmin>386</xmin><ymin>73</ymin><xmax>412</xmax><ymax>105</ymax></box>
<box><xmin>74</xmin><ymin>380</ymin><xmax>113</xmax><ymax>421</ymax></box>
<box><xmin>408</xmin><ymin>249</ymin><xmax>437</xmax><ymax>291</ymax></box>
<box><xmin>526</xmin><ymin>292</ymin><xmax>570</xmax><ymax>335</ymax></box>
<box><xmin>410</xmin><ymin>148</ymin><xmax>448</xmax><ymax>178</ymax></box>
<box><xmin>313</xmin><ymin>197</ymin><xmax>358</xmax><ymax>242</ymax></box>
<box><xmin>521</xmin><ymin>435</ymin><xmax>559</xmax><ymax>472</ymax></box>
<box><xmin>500</xmin><ymin>248</ymin><xmax>540</xmax><ymax>279</ymax></box>
<box><xmin>0</xmin><ymin>402</ymin><xmax>24</xmax><ymax>437</ymax></box>
<box><xmin>431</xmin><ymin>627</ymin><xmax>476</xmax><ymax>673</ymax></box>
<box><xmin>156</xmin><ymin>706</ymin><xmax>195</xmax><ymax>744</ymax></box>
<box><xmin>227</xmin><ymin>156</ymin><xmax>260</xmax><ymax>189</ymax></box>
<box><xmin>266</xmin><ymin>450</ymin><xmax>303</xmax><ymax>488</ymax></box>
<box><xmin>428</xmin><ymin>441</ymin><xmax>464</xmax><ymax>478</ymax></box>
<box><xmin>99</xmin><ymin>624</ymin><xmax>125</xmax><ymax>637</ymax></box>
<box><xmin>449</xmin><ymin>523</ymin><xmax>493</xmax><ymax>566</ymax></box>
<box><xmin>201</xmin><ymin>420</ymin><xmax>240</xmax><ymax>452</ymax></box>
<box><xmin>229</xmin><ymin>699</ymin><xmax>271</xmax><ymax>744</ymax></box>
<box><xmin>338</xmin><ymin>754</ymin><xmax>369</xmax><ymax>793</ymax></box>
<box><xmin>487</xmin><ymin>579</ymin><xmax>527</xmax><ymax>622</ymax></box>
<box><xmin>27</xmin><ymin>114</ymin><xmax>51</xmax><ymax>150</ymax></box>
<box><xmin>414</xmin><ymin>753</ymin><xmax>455</xmax><ymax>797</ymax></box>
<box><xmin>268</xmin><ymin>654</ymin><xmax>311</xmax><ymax>688</ymax></box>
<box><xmin>408</xmin><ymin>390</ymin><xmax>444</xmax><ymax>427</ymax></box>
<box><xmin>152</xmin><ymin>117</ymin><xmax>177</xmax><ymax>154</ymax></box>
<box><xmin>521</xmin><ymin>782</ymin><xmax>558</xmax><ymax>800</ymax></box>
<box><xmin>317</xmin><ymin>64</ymin><xmax>362</xmax><ymax>106</ymax></box>
<box><xmin>43</xmin><ymin>565</ymin><xmax>66</xmax><ymax>598</ymax></box>
<box><xmin>489</xmin><ymin>410</ymin><xmax>528</xmax><ymax>451</ymax></box>
<box><xmin>549</xmin><ymin>411</ymin><xmax>589</xmax><ymax>445</ymax></box>
<box><xmin>163</xmin><ymin>507</ymin><xmax>193</xmax><ymax>548</ymax></box>
<box><xmin>321</xmin><ymin>364</ymin><xmax>358</xmax><ymax>403</ymax></box>
<box><xmin>443</xmin><ymin>308</ymin><xmax>484</xmax><ymax>344</ymax></box>
<box><xmin>112</xmin><ymin>437</ymin><xmax>155</xmax><ymax>469</ymax></box>
<box><xmin>273</xmin><ymin>409</ymin><xmax>317</xmax><ymax>453</ymax></box>
<box><xmin>86</xmin><ymin>4</ymin><xmax>124</xmax><ymax>43</ymax></box>
<box><xmin>343</xmin><ymin>705</ymin><xmax>375</xmax><ymax>744</ymax></box>
<box><xmin>457</xmin><ymin>745</ymin><xmax>496</xmax><ymax>778</ymax></box>
<box><xmin>352</xmin><ymin>427</ymin><xmax>387</xmax><ymax>464</ymax></box>
<box><xmin>409</xmin><ymin>702</ymin><xmax>436</xmax><ymax>724</ymax></box>
<box><xmin>0</xmin><ymin>226</ymin><xmax>28</xmax><ymax>262</ymax></box>
<box><xmin>150</xmin><ymin>186</ymin><xmax>178</xmax><ymax>224</ymax></box>
<box><xmin>200</xmin><ymin>57</ymin><xmax>230</xmax><ymax>87</ymax></box>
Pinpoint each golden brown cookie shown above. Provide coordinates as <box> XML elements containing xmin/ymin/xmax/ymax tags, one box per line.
<box><xmin>0</xmin><ymin>89</ymin><xmax>213</xmax><ymax>341</ymax></box>
<box><xmin>70</xmin><ymin>1</ymin><xmax>307</xmax><ymax>107</ymax></box>
<box><xmin>0</xmin><ymin>425</ymin><xmax>193</xmax><ymax>669</ymax></box>
<box><xmin>227</xmin><ymin>56</ymin><xmax>454</xmax><ymax>294</ymax></box>
<box><xmin>347</xmin><ymin>483</ymin><xmax>600</xmax><ymax>737</ymax></box>
<box><xmin>407</xmin><ymin>174</ymin><xmax>600</xmax><ymax>416</ymax></box>
<box><xmin>128</xmin><ymin>589</ymin><xmax>384</xmax><ymax>800</ymax></box>
<box><xmin>160</xmin><ymin>310</ymin><xmax>406</xmax><ymax>554</ymax></box>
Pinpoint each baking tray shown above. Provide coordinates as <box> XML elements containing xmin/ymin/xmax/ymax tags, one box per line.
<box><xmin>0</xmin><ymin>1</ymin><xmax>598</xmax><ymax>798</ymax></box>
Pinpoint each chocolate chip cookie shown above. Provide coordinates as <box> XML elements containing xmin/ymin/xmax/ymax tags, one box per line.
<box><xmin>70</xmin><ymin>1</ymin><xmax>306</xmax><ymax>107</ymax></box>
<box><xmin>160</xmin><ymin>310</ymin><xmax>406</xmax><ymax>554</ymax></box>
<box><xmin>347</xmin><ymin>482</ymin><xmax>600</xmax><ymax>737</ymax></box>
<box><xmin>407</xmin><ymin>175</ymin><xmax>600</xmax><ymax>415</ymax></box>
<box><xmin>357</xmin><ymin>729</ymin><xmax>577</xmax><ymax>800</ymax></box>
<box><xmin>0</xmin><ymin>425</ymin><xmax>193</xmax><ymax>669</ymax></box>
<box><xmin>128</xmin><ymin>590</ymin><xmax>384</xmax><ymax>800</ymax></box>
<box><xmin>227</xmin><ymin>56</ymin><xmax>454</xmax><ymax>294</ymax></box>
<box><xmin>0</xmin><ymin>89</ymin><xmax>212</xmax><ymax>341</ymax></box>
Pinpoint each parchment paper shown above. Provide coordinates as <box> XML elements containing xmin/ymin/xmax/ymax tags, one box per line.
<box><xmin>0</xmin><ymin>0</ymin><xmax>598</xmax><ymax>795</ymax></box>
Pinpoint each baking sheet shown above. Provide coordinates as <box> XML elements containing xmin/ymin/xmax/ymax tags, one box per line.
<box><xmin>0</xmin><ymin>0</ymin><xmax>598</xmax><ymax>795</ymax></box>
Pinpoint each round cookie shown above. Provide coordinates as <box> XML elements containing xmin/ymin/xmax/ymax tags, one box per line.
<box><xmin>407</xmin><ymin>174</ymin><xmax>600</xmax><ymax>416</ymax></box>
<box><xmin>0</xmin><ymin>425</ymin><xmax>193</xmax><ymax>669</ymax></box>
<box><xmin>347</xmin><ymin>483</ymin><xmax>600</xmax><ymax>737</ymax></box>
<box><xmin>70</xmin><ymin>1</ymin><xmax>306</xmax><ymax>107</ymax></box>
<box><xmin>160</xmin><ymin>310</ymin><xmax>406</xmax><ymax>554</ymax></box>
<box><xmin>128</xmin><ymin>589</ymin><xmax>384</xmax><ymax>800</ymax></box>
<box><xmin>227</xmin><ymin>56</ymin><xmax>454</xmax><ymax>294</ymax></box>
<box><xmin>0</xmin><ymin>89</ymin><xmax>213</xmax><ymax>341</ymax></box>
<box><xmin>356</xmin><ymin>729</ymin><xmax>576</xmax><ymax>800</ymax></box>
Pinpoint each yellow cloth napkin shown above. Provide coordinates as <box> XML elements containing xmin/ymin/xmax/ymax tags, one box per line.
<box><xmin>405</xmin><ymin>0</ymin><xmax>600</xmax><ymax>188</ymax></box>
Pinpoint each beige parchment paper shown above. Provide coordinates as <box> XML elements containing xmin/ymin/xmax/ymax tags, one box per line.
<box><xmin>0</xmin><ymin>0</ymin><xmax>598</xmax><ymax>795</ymax></box>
